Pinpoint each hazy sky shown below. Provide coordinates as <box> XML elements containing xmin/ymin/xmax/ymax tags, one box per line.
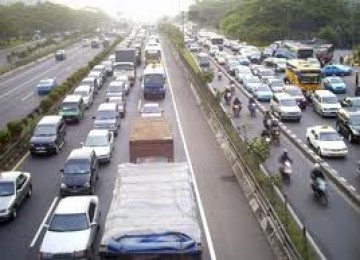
<box><xmin>55</xmin><ymin>0</ymin><xmax>193</xmax><ymax>21</ymax></box>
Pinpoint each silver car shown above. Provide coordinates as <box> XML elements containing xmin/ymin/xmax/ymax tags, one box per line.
<box><xmin>0</xmin><ymin>171</ymin><xmax>32</xmax><ymax>221</ymax></box>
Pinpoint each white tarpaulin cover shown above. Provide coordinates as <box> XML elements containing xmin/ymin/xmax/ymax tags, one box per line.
<box><xmin>100</xmin><ymin>162</ymin><xmax>202</xmax><ymax>253</ymax></box>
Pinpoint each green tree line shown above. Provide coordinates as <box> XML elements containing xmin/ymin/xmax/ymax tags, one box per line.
<box><xmin>188</xmin><ymin>0</ymin><xmax>360</xmax><ymax>47</ymax></box>
<box><xmin>0</xmin><ymin>2</ymin><xmax>113</xmax><ymax>42</ymax></box>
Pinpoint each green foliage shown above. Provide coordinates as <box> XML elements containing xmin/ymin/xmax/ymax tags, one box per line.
<box><xmin>0</xmin><ymin>129</ymin><xmax>9</xmax><ymax>146</ymax></box>
<box><xmin>7</xmin><ymin>119</ymin><xmax>23</xmax><ymax>138</ymax></box>
<box><xmin>39</xmin><ymin>98</ymin><xmax>53</xmax><ymax>113</ymax></box>
<box><xmin>247</xmin><ymin>137</ymin><xmax>270</xmax><ymax>162</ymax></box>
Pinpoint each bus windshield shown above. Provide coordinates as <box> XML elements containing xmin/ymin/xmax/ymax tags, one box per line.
<box><xmin>300</xmin><ymin>74</ymin><xmax>321</xmax><ymax>84</ymax></box>
<box><xmin>297</xmin><ymin>49</ymin><xmax>313</xmax><ymax>59</ymax></box>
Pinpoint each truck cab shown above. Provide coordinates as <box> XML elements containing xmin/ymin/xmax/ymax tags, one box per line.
<box><xmin>141</xmin><ymin>63</ymin><xmax>166</xmax><ymax>99</ymax></box>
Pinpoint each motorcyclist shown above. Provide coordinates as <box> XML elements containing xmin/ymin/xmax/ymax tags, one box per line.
<box><xmin>218</xmin><ymin>69</ymin><xmax>223</xmax><ymax>80</ymax></box>
<box><xmin>310</xmin><ymin>163</ymin><xmax>326</xmax><ymax>193</ymax></box>
<box><xmin>263</xmin><ymin>111</ymin><xmax>272</xmax><ymax>130</ymax></box>
<box><xmin>279</xmin><ymin>149</ymin><xmax>292</xmax><ymax>165</ymax></box>
<box><xmin>223</xmin><ymin>87</ymin><xmax>231</xmax><ymax>104</ymax></box>
<box><xmin>233</xmin><ymin>97</ymin><xmax>242</xmax><ymax>107</ymax></box>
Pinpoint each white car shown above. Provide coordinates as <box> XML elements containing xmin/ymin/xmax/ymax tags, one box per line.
<box><xmin>82</xmin><ymin>129</ymin><xmax>114</xmax><ymax>163</ymax></box>
<box><xmin>88</xmin><ymin>71</ymin><xmax>103</xmax><ymax>88</ymax></box>
<box><xmin>39</xmin><ymin>196</ymin><xmax>100</xmax><ymax>259</ymax></box>
<box><xmin>140</xmin><ymin>103</ymin><xmax>163</xmax><ymax>117</ymax></box>
<box><xmin>234</xmin><ymin>65</ymin><xmax>252</xmax><ymax>83</ymax></box>
<box><xmin>215</xmin><ymin>51</ymin><xmax>227</xmax><ymax>65</ymax></box>
<box><xmin>270</xmin><ymin>93</ymin><xmax>302</xmax><ymax>121</ymax></box>
<box><xmin>107</xmin><ymin>97</ymin><xmax>126</xmax><ymax>118</ymax></box>
<box><xmin>189</xmin><ymin>43</ymin><xmax>200</xmax><ymax>52</ymax></box>
<box><xmin>273</xmin><ymin>58</ymin><xmax>287</xmax><ymax>72</ymax></box>
<box><xmin>312</xmin><ymin>90</ymin><xmax>341</xmax><ymax>117</ymax></box>
<box><xmin>209</xmin><ymin>45</ymin><xmax>219</xmax><ymax>56</ymax></box>
<box><xmin>306</xmin><ymin>125</ymin><xmax>348</xmax><ymax>157</ymax></box>
<box><xmin>73</xmin><ymin>85</ymin><xmax>94</xmax><ymax>108</ymax></box>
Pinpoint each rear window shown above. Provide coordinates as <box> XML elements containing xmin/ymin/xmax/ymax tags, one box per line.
<box><xmin>64</xmin><ymin>159</ymin><xmax>90</xmax><ymax>174</ymax></box>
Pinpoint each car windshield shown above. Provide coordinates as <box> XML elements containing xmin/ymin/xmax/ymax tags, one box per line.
<box><xmin>39</xmin><ymin>79</ymin><xmax>53</xmax><ymax>85</ymax></box>
<box><xmin>329</xmin><ymin>78</ymin><xmax>343</xmax><ymax>84</ymax></box>
<box><xmin>85</xmin><ymin>135</ymin><xmax>108</xmax><ymax>147</ymax></box>
<box><xmin>49</xmin><ymin>213</ymin><xmax>88</xmax><ymax>232</ymax></box>
<box><xmin>260</xmin><ymin>70</ymin><xmax>274</xmax><ymax>76</ymax></box>
<box><xmin>144</xmin><ymin>74</ymin><xmax>164</xmax><ymax>85</ymax></box>
<box><xmin>300</xmin><ymin>75</ymin><xmax>321</xmax><ymax>84</ymax></box>
<box><xmin>349</xmin><ymin>114</ymin><xmax>360</xmax><ymax>126</ymax></box>
<box><xmin>322</xmin><ymin>96</ymin><xmax>338</xmax><ymax>104</ymax></box>
<box><xmin>247</xmin><ymin>78</ymin><xmax>261</xmax><ymax>84</ymax></box>
<box><xmin>286</xmin><ymin>88</ymin><xmax>302</xmax><ymax>96</ymax></box>
<box><xmin>74</xmin><ymin>90</ymin><xmax>89</xmax><ymax>97</ymax></box>
<box><xmin>229</xmin><ymin>61</ymin><xmax>239</xmax><ymax>66</ymax></box>
<box><xmin>107</xmin><ymin>86</ymin><xmax>122</xmax><ymax>93</ymax></box>
<box><xmin>271</xmin><ymin>80</ymin><xmax>284</xmax><ymax>87</ymax></box>
<box><xmin>0</xmin><ymin>182</ymin><xmax>15</xmax><ymax>196</ymax></box>
<box><xmin>280</xmin><ymin>99</ymin><xmax>297</xmax><ymax>106</ymax></box>
<box><xmin>33</xmin><ymin>125</ymin><xmax>56</xmax><ymax>136</ymax></box>
<box><xmin>114</xmin><ymin>64</ymin><xmax>133</xmax><ymax>71</ymax></box>
<box><xmin>257</xmin><ymin>86</ymin><xmax>270</xmax><ymax>92</ymax></box>
<box><xmin>143</xmin><ymin>105</ymin><xmax>161</xmax><ymax>114</ymax></box>
<box><xmin>319</xmin><ymin>132</ymin><xmax>342</xmax><ymax>141</ymax></box>
<box><xmin>96</xmin><ymin>110</ymin><xmax>116</xmax><ymax>119</ymax></box>
<box><xmin>61</xmin><ymin>103</ymin><xmax>78</xmax><ymax>112</ymax></box>
<box><xmin>64</xmin><ymin>160</ymin><xmax>90</xmax><ymax>174</ymax></box>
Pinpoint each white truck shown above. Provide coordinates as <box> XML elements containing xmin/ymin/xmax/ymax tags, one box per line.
<box><xmin>98</xmin><ymin>162</ymin><xmax>203</xmax><ymax>259</ymax></box>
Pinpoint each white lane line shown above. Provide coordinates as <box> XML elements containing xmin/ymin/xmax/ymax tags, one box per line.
<box><xmin>29</xmin><ymin>196</ymin><xmax>59</xmax><ymax>248</ymax></box>
<box><xmin>12</xmin><ymin>151</ymin><xmax>30</xmax><ymax>170</ymax></box>
<box><xmin>21</xmin><ymin>92</ymin><xmax>33</xmax><ymax>101</ymax></box>
<box><xmin>162</xmin><ymin>45</ymin><xmax>217</xmax><ymax>260</ymax></box>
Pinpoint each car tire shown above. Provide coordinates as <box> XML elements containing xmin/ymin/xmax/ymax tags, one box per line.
<box><xmin>317</xmin><ymin>147</ymin><xmax>322</xmax><ymax>156</ymax></box>
<box><xmin>11</xmin><ymin>206</ymin><xmax>17</xmax><ymax>220</ymax></box>
<box><xmin>27</xmin><ymin>185</ymin><xmax>32</xmax><ymax>198</ymax></box>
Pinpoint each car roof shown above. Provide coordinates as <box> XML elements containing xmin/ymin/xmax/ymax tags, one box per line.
<box><xmin>55</xmin><ymin>196</ymin><xmax>98</xmax><ymax>215</ymax></box>
<box><xmin>98</xmin><ymin>103</ymin><xmax>117</xmax><ymax>111</ymax></box>
<box><xmin>143</xmin><ymin>103</ymin><xmax>159</xmax><ymax>108</ymax></box>
<box><xmin>87</xmin><ymin>129</ymin><xmax>109</xmax><ymax>137</ymax></box>
<box><xmin>311</xmin><ymin>125</ymin><xmax>336</xmax><ymax>133</ymax></box>
<box><xmin>274</xmin><ymin>92</ymin><xmax>293</xmax><ymax>99</ymax></box>
<box><xmin>67</xmin><ymin>147</ymin><xmax>93</xmax><ymax>161</ymax></box>
<box><xmin>0</xmin><ymin>171</ymin><xmax>29</xmax><ymax>182</ymax></box>
<box><xmin>82</xmin><ymin>77</ymin><xmax>96</xmax><ymax>82</ymax></box>
<box><xmin>63</xmin><ymin>94</ymin><xmax>82</xmax><ymax>102</ymax></box>
<box><xmin>74</xmin><ymin>85</ymin><xmax>91</xmax><ymax>91</ymax></box>
<box><xmin>38</xmin><ymin>115</ymin><xmax>62</xmax><ymax>125</ymax></box>
<box><xmin>93</xmin><ymin>64</ymin><xmax>105</xmax><ymax>69</ymax></box>
<box><xmin>39</xmin><ymin>79</ymin><xmax>55</xmax><ymax>83</ymax></box>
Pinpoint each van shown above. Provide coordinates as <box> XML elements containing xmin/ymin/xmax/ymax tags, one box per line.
<box><xmin>81</xmin><ymin>77</ymin><xmax>99</xmax><ymax>94</ymax></box>
<box><xmin>93</xmin><ymin>103</ymin><xmax>120</xmax><ymax>136</ymax></box>
<box><xmin>88</xmin><ymin>71</ymin><xmax>103</xmax><ymax>89</ymax></box>
<box><xmin>59</xmin><ymin>95</ymin><xmax>85</xmax><ymax>123</ymax></box>
<box><xmin>30</xmin><ymin>116</ymin><xmax>66</xmax><ymax>155</ymax></box>
<box><xmin>73</xmin><ymin>85</ymin><xmax>94</xmax><ymax>108</ymax></box>
<box><xmin>92</xmin><ymin>65</ymin><xmax>107</xmax><ymax>83</ymax></box>
<box><xmin>55</xmin><ymin>50</ymin><xmax>66</xmax><ymax>61</ymax></box>
<box><xmin>141</xmin><ymin>64</ymin><xmax>166</xmax><ymax>99</ymax></box>
<box><xmin>60</xmin><ymin>148</ymin><xmax>99</xmax><ymax>196</ymax></box>
<box><xmin>106</xmin><ymin>80</ymin><xmax>126</xmax><ymax>100</ymax></box>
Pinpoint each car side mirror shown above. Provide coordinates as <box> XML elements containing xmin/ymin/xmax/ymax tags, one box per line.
<box><xmin>43</xmin><ymin>223</ymin><xmax>49</xmax><ymax>229</ymax></box>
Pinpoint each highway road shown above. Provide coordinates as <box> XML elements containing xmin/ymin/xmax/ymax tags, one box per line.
<box><xmin>0</xmin><ymin>40</ymin><xmax>107</xmax><ymax>128</ymax></box>
<box><xmin>193</xmin><ymin>48</ymin><xmax>360</xmax><ymax>259</ymax></box>
<box><xmin>0</xmin><ymin>39</ymin><xmax>274</xmax><ymax>260</ymax></box>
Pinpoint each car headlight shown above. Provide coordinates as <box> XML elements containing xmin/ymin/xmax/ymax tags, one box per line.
<box><xmin>0</xmin><ymin>209</ymin><xmax>8</xmax><ymax>214</ymax></box>
<box><xmin>61</xmin><ymin>183</ymin><xmax>67</xmax><ymax>188</ymax></box>
<box><xmin>73</xmin><ymin>250</ymin><xmax>87</xmax><ymax>257</ymax></box>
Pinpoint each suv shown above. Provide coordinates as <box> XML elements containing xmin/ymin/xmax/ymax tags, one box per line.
<box><xmin>312</xmin><ymin>90</ymin><xmax>341</xmax><ymax>117</ymax></box>
<box><xmin>55</xmin><ymin>50</ymin><xmax>66</xmax><ymax>61</ymax></box>
<box><xmin>60</xmin><ymin>148</ymin><xmax>99</xmax><ymax>196</ymax></box>
<box><xmin>39</xmin><ymin>196</ymin><xmax>100</xmax><ymax>259</ymax></box>
<box><xmin>270</xmin><ymin>93</ymin><xmax>302</xmax><ymax>121</ymax></box>
<box><xmin>59</xmin><ymin>95</ymin><xmax>85</xmax><ymax>123</ymax></box>
<box><xmin>30</xmin><ymin>116</ymin><xmax>66</xmax><ymax>155</ymax></box>
<box><xmin>336</xmin><ymin>108</ymin><xmax>360</xmax><ymax>143</ymax></box>
<box><xmin>0</xmin><ymin>171</ymin><xmax>32</xmax><ymax>221</ymax></box>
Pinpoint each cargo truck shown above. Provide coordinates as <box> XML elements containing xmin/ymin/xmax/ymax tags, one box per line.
<box><xmin>114</xmin><ymin>48</ymin><xmax>136</xmax><ymax>86</ymax></box>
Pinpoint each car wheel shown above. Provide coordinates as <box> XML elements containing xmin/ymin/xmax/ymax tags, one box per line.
<box><xmin>317</xmin><ymin>147</ymin><xmax>322</xmax><ymax>156</ymax></box>
<box><xmin>348</xmin><ymin>133</ymin><xmax>354</xmax><ymax>143</ymax></box>
<box><xmin>27</xmin><ymin>185</ymin><xmax>32</xmax><ymax>198</ymax></box>
<box><xmin>11</xmin><ymin>207</ymin><xmax>17</xmax><ymax>220</ymax></box>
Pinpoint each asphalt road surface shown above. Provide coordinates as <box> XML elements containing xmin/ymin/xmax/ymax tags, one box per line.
<box><xmin>0</xmin><ymin>40</ymin><xmax>274</xmax><ymax>260</ymax></box>
<box><xmin>194</xmin><ymin>48</ymin><xmax>360</xmax><ymax>259</ymax></box>
<box><xmin>0</xmin><ymin>40</ymin><xmax>107</xmax><ymax>128</ymax></box>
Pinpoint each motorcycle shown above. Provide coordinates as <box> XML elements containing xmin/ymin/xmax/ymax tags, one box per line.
<box><xmin>311</xmin><ymin>178</ymin><xmax>328</xmax><ymax>205</ymax></box>
<box><xmin>233</xmin><ymin>104</ymin><xmax>241</xmax><ymax>118</ymax></box>
<box><xmin>280</xmin><ymin>160</ymin><xmax>292</xmax><ymax>183</ymax></box>
<box><xmin>263</xmin><ymin>118</ymin><xmax>272</xmax><ymax>131</ymax></box>
<box><xmin>248</xmin><ymin>102</ymin><xmax>256</xmax><ymax>117</ymax></box>
<box><xmin>261</xmin><ymin>129</ymin><xmax>271</xmax><ymax>145</ymax></box>
<box><xmin>271</xmin><ymin>127</ymin><xmax>280</xmax><ymax>145</ymax></box>
<box><xmin>218</xmin><ymin>72</ymin><xmax>223</xmax><ymax>80</ymax></box>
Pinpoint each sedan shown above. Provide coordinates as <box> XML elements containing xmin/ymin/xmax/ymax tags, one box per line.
<box><xmin>306</xmin><ymin>125</ymin><xmax>348</xmax><ymax>157</ymax></box>
<box><xmin>243</xmin><ymin>76</ymin><xmax>263</xmax><ymax>93</ymax></box>
<box><xmin>323</xmin><ymin>76</ymin><xmax>347</xmax><ymax>94</ymax></box>
<box><xmin>189</xmin><ymin>43</ymin><xmax>200</xmax><ymax>52</ymax></box>
<box><xmin>140</xmin><ymin>103</ymin><xmax>163</xmax><ymax>117</ymax></box>
<box><xmin>36</xmin><ymin>78</ymin><xmax>58</xmax><ymax>95</ymax></box>
<box><xmin>254</xmin><ymin>84</ymin><xmax>273</xmax><ymax>101</ymax></box>
<box><xmin>321</xmin><ymin>64</ymin><xmax>352</xmax><ymax>76</ymax></box>
<box><xmin>282</xmin><ymin>85</ymin><xmax>307</xmax><ymax>109</ymax></box>
<box><xmin>39</xmin><ymin>196</ymin><xmax>100</xmax><ymax>259</ymax></box>
<box><xmin>82</xmin><ymin>130</ymin><xmax>114</xmax><ymax>163</ymax></box>
<box><xmin>264</xmin><ymin>78</ymin><xmax>285</xmax><ymax>93</ymax></box>
<box><xmin>0</xmin><ymin>171</ymin><xmax>32</xmax><ymax>221</ymax></box>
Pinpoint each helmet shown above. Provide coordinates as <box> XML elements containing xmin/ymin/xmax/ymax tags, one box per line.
<box><xmin>283</xmin><ymin>148</ymin><xmax>288</xmax><ymax>154</ymax></box>
<box><xmin>313</xmin><ymin>163</ymin><xmax>321</xmax><ymax>171</ymax></box>
<box><xmin>272</xmin><ymin>118</ymin><xmax>279</xmax><ymax>125</ymax></box>
<box><xmin>265</xmin><ymin>110</ymin><xmax>270</xmax><ymax>116</ymax></box>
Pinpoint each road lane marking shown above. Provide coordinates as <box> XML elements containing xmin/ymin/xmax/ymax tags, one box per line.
<box><xmin>12</xmin><ymin>151</ymin><xmax>30</xmax><ymax>170</ymax></box>
<box><xmin>162</xmin><ymin>44</ymin><xmax>217</xmax><ymax>260</ymax></box>
<box><xmin>21</xmin><ymin>92</ymin><xmax>33</xmax><ymax>101</ymax></box>
<box><xmin>29</xmin><ymin>196</ymin><xmax>59</xmax><ymax>248</ymax></box>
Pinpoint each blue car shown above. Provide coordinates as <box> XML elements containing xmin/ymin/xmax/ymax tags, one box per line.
<box><xmin>253</xmin><ymin>84</ymin><xmax>273</xmax><ymax>101</ymax></box>
<box><xmin>323</xmin><ymin>76</ymin><xmax>347</xmax><ymax>94</ymax></box>
<box><xmin>321</xmin><ymin>64</ymin><xmax>352</xmax><ymax>77</ymax></box>
<box><xmin>36</xmin><ymin>78</ymin><xmax>58</xmax><ymax>95</ymax></box>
